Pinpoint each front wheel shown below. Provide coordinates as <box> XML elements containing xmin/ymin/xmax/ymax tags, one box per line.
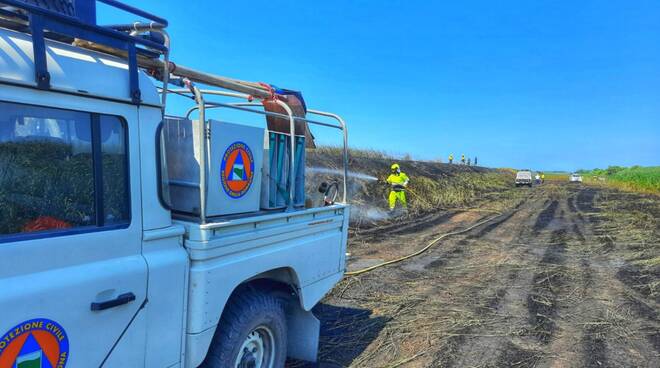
<box><xmin>202</xmin><ymin>289</ymin><xmax>287</xmax><ymax>368</ymax></box>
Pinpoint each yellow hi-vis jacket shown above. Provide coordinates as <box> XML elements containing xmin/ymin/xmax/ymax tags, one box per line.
<box><xmin>387</xmin><ymin>172</ymin><xmax>409</xmax><ymax>189</ymax></box>
<box><xmin>387</xmin><ymin>172</ymin><xmax>409</xmax><ymax>209</ymax></box>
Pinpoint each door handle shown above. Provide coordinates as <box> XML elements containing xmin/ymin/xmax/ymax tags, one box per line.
<box><xmin>91</xmin><ymin>292</ymin><xmax>136</xmax><ymax>311</ymax></box>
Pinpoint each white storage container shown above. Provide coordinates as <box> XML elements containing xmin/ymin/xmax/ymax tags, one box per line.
<box><xmin>163</xmin><ymin>118</ymin><xmax>264</xmax><ymax>217</ymax></box>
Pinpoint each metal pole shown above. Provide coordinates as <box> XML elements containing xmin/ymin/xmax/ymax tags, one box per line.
<box><xmin>197</xmin><ymin>89</ymin><xmax>251</xmax><ymax>100</ymax></box>
<box><xmin>159</xmin><ymin>30</ymin><xmax>170</xmax><ymax>111</ymax></box>
<box><xmin>184</xmin><ymin>102</ymin><xmax>342</xmax><ymax>130</ymax></box>
<box><xmin>191</xmin><ymin>86</ymin><xmax>207</xmax><ymax>223</ymax></box>
<box><xmin>307</xmin><ymin>110</ymin><xmax>349</xmax><ymax>204</ymax></box>
<box><xmin>72</xmin><ymin>41</ymin><xmax>273</xmax><ymax>99</ymax></box>
<box><xmin>274</xmin><ymin>100</ymin><xmax>296</xmax><ymax>210</ymax></box>
<box><xmin>161</xmin><ymin>62</ymin><xmax>271</xmax><ymax>99</ymax></box>
<box><xmin>127</xmin><ymin>23</ymin><xmax>170</xmax><ymax>112</ymax></box>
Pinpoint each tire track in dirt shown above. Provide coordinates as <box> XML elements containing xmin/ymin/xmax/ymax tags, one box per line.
<box><xmin>484</xmin><ymin>186</ymin><xmax>614</xmax><ymax>366</ymax></box>
<box><xmin>533</xmin><ymin>199</ymin><xmax>559</xmax><ymax>232</ymax></box>
<box><xmin>455</xmin><ymin>210</ymin><xmax>517</xmax><ymax>245</ymax></box>
<box><xmin>406</xmin><ymin>185</ymin><xmax>656</xmax><ymax>367</ymax></box>
<box><xmin>435</xmin><ymin>188</ymin><xmax>554</xmax><ymax>367</ymax></box>
<box><xmin>346</xmin><ymin>210</ymin><xmax>484</xmax><ymax>266</ymax></box>
<box><xmin>527</xmin><ymin>228</ymin><xmax>567</xmax><ymax>343</ymax></box>
<box><xmin>570</xmin><ymin>187</ymin><xmax>654</xmax><ymax>367</ymax></box>
<box><xmin>360</xmin><ymin>191</ymin><xmax>537</xmax><ymax>367</ymax></box>
<box><xmin>319</xmin><ymin>192</ymin><xmax>532</xmax><ymax>367</ymax></box>
<box><xmin>533</xmin><ymin>187</ymin><xmax>611</xmax><ymax>367</ymax></box>
<box><xmin>572</xmin><ymin>188</ymin><xmax>621</xmax><ymax>366</ymax></box>
<box><xmin>537</xmin><ymin>186</ymin><xmax>659</xmax><ymax>367</ymax></box>
<box><xmin>351</xmin><ymin>210</ymin><xmax>461</xmax><ymax>241</ymax></box>
<box><xmin>475</xmin><ymin>186</ymin><xmax>612</xmax><ymax>367</ymax></box>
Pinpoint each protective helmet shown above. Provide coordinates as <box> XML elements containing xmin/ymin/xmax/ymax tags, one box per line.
<box><xmin>391</xmin><ymin>163</ymin><xmax>400</xmax><ymax>172</ymax></box>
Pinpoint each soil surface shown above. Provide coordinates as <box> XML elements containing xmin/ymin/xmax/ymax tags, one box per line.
<box><xmin>288</xmin><ymin>183</ymin><xmax>660</xmax><ymax>367</ymax></box>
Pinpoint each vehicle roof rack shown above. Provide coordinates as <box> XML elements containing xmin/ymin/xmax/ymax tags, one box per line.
<box><xmin>0</xmin><ymin>0</ymin><xmax>168</xmax><ymax>103</ymax></box>
<box><xmin>0</xmin><ymin>0</ymin><xmax>280</xmax><ymax>104</ymax></box>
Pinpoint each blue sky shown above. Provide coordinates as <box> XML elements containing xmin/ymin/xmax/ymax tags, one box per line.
<box><xmin>99</xmin><ymin>1</ymin><xmax>659</xmax><ymax>171</ymax></box>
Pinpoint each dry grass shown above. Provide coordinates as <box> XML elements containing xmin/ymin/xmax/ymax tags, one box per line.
<box><xmin>543</xmin><ymin>172</ymin><xmax>570</xmax><ymax>182</ymax></box>
<box><xmin>307</xmin><ymin>146</ymin><xmax>515</xmax><ymax>223</ymax></box>
<box><xmin>314</xmin><ymin>146</ymin><xmax>394</xmax><ymax>160</ymax></box>
<box><xmin>592</xmin><ymin>189</ymin><xmax>660</xmax><ymax>302</ymax></box>
<box><xmin>408</xmin><ymin>172</ymin><xmax>513</xmax><ymax>211</ymax></box>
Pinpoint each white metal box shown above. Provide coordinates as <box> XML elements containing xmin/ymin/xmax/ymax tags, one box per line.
<box><xmin>164</xmin><ymin>118</ymin><xmax>263</xmax><ymax>217</ymax></box>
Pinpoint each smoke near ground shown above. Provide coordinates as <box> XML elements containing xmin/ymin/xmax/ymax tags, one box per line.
<box><xmin>307</xmin><ymin>165</ymin><xmax>388</xmax><ymax>221</ymax></box>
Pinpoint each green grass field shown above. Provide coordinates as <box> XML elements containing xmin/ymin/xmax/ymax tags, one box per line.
<box><xmin>579</xmin><ymin>166</ymin><xmax>660</xmax><ymax>194</ymax></box>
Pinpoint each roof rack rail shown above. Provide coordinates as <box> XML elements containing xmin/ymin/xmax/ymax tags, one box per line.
<box><xmin>0</xmin><ymin>0</ymin><xmax>168</xmax><ymax>103</ymax></box>
<box><xmin>0</xmin><ymin>0</ymin><xmax>299</xmax><ymax>106</ymax></box>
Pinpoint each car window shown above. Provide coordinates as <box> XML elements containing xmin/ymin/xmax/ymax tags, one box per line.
<box><xmin>0</xmin><ymin>101</ymin><xmax>129</xmax><ymax>238</ymax></box>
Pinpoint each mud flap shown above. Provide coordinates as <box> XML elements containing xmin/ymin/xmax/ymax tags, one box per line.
<box><xmin>286</xmin><ymin>307</ymin><xmax>320</xmax><ymax>362</ymax></box>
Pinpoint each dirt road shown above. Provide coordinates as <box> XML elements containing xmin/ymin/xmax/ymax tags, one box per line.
<box><xmin>290</xmin><ymin>183</ymin><xmax>659</xmax><ymax>367</ymax></box>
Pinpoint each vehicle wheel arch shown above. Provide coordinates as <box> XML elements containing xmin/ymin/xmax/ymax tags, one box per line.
<box><xmin>201</xmin><ymin>267</ymin><xmax>320</xmax><ymax>364</ymax></box>
<box><xmin>244</xmin><ymin>268</ymin><xmax>302</xmax><ymax>297</ymax></box>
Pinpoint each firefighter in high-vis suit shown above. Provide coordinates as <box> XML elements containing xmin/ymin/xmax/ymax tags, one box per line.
<box><xmin>387</xmin><ymin>163</ymin><xmax>409</xmax><ymax>211</ymax></box>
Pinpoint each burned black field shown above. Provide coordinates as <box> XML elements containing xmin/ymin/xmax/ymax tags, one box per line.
<box><xmin>289</xmin><ymin>183</ymin><xmax>660</xmax><ymax>367</ymax></box>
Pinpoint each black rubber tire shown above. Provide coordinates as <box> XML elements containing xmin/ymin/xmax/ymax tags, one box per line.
<box><xmin>202</xmin><ymin>289</ymin><xmax>287</xmax><ymax>368</ymax></box>
<box><xmin>14</xmin><ymin>0</ymin><xmax>75</xmax><ymax>16</ymax></box>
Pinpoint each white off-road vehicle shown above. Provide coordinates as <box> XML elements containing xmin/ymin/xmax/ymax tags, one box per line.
<box><xmin>515</xmin><ymin>170</ymin><xmax>533</xmax><ymax>187</ymax></box>
<box><xmin>0</xmin><ymin>1</ymin><xmax>350</xmax><ymax>367</ymax></box>
<box><xmin>569</xmin><ymin>173</ymin><xmax>583</xmax><ymax>183</ymax></box>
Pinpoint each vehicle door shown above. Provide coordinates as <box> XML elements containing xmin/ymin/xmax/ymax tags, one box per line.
<box><xmin>0</xmin><ymin>91</ymin><xmax>148</xmax><ymax>367</ymax></box>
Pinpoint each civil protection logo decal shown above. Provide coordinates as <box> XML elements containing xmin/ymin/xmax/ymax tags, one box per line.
<box><xmin>0</xmin><ymin>318</ymin><xmax>69</xmax><ymax>368</ymax></box>
<box><xmin>221</xmin><ymin>141</ymin><xmax>255</xmax><ymax>198</ymax></box>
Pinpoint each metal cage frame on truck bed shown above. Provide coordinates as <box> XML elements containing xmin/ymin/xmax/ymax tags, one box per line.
<box><xmin>165</xmin><ymin>86</ymin><xmax>349</xmax><ymax>223</ymax></box>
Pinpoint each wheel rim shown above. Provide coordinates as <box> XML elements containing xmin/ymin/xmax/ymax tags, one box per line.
<box><xmin>235</xmin><ymin>325</ymin><xmax>276</xmax><ymax>368</ymax></box>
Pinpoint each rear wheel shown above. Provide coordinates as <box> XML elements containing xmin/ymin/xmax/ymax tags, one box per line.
<box><xmin>202</xmin><ymin>289</ymin><xmax>287</xmax><ymax>368</ymax></box>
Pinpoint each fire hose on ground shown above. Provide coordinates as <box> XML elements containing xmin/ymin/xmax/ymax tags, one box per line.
<box><xmin>344</xmin><ymin>210</ymin><xmax>506</xmax><ymax>276</ymax></box>
<box><xmin>343</xmin><ymin>178</ymin><xmax>532</xmax><ymax>277</ymax></box>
